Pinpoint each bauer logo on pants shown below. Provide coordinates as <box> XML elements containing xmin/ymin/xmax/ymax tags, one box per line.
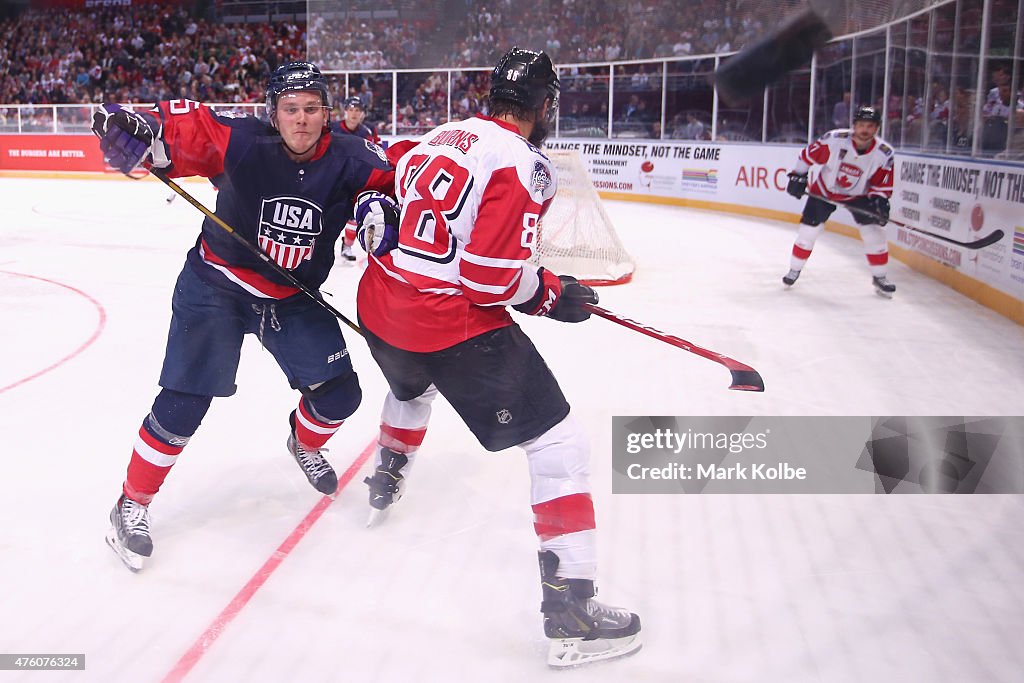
<box><xmin>258</xmin><ymin>196</ymin><xmax>324</xmax><ymax>270</ymax></box>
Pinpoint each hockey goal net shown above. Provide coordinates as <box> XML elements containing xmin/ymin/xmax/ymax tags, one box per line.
<box><xmin>531</xmin><ymin>149</ymin><xmax>635</xmax><ymax>286</ymax></box>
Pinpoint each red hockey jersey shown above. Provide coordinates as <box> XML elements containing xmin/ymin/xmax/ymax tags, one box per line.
<box><xmin>358</xmin><ymin>115</ymin><xmax>558</xmax><ymax>352</ymax></box>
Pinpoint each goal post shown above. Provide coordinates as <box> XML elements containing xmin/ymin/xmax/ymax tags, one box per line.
<box><xmin>532</xmin><ymin>149</ymin><xmax>636</xmax><ymax>286</ymax></box>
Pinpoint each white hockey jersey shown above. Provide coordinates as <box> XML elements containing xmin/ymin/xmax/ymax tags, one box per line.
<box><xmin>794</xmin><ymin>129</ymin><xmax>894</xmax><ymax>202</ymax></box>
<box><xmin>358</xmin><ymin>115</ymin><xmax>558</xmax><ymax>352</ymax></box>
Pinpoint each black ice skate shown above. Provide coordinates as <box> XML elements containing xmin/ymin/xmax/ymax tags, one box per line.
<box><xmin>339</xmin><ymin>245</ymin><xmax>357</xmax><ymax>263</ymax></box>
<box><xmin>287</xmin><ymin>411</ymin><xmax>339</xmax><ymax>496</ymax></box>
<box><xmin>782</xmin><ymin>268</ymin><xmax>801</xmax><ymax>286</ymax></box>
<box><xmin>539</xmin><ymin>550</ymin><xmax>642</xmax><ymax>667</ymax></box>
<box><xmin>872</xmin><ymin>275</ymin><xmax>896</xmax><ymax>298</ymax></box>
<box><xmin>363</xmin><ymin>448</ymin><xmax>408</xmax><ymax>527</ymax></box>
<box><xmin>105</xmin><ymin>494</ymin><xmax>153</xmax><ymax>572</ymax></box>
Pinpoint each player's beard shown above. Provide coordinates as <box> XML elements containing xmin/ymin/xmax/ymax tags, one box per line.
<box><xmin>529</xmin><ymin>119</ymin><xmax>551</xmax><ymax>146</ymax></box>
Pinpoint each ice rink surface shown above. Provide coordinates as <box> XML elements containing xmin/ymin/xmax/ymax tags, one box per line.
<box><xmin>2</xmin><ymin>176</ymin><xmax>1023</xmax><ymax>682</ymax></box>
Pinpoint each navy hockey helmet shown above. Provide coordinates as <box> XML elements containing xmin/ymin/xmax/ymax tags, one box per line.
<box><xmin>853</xmin><ymin>105</ymin><xmax>882</xmax><ymax>125</ymax></box>
<box><xmin>342</xmin><ymin>96</ymin><xmax>365</xmax><ymax>110</ymax></box>
<box><xmin>490</xmin><ymin>47</ymin><xmax>560</xmax><ymax>114</ymax></box>
<box><xmin>266</xmin><ymin>61</ymin><xmax>330</xmax><ymax>116</ymax></box>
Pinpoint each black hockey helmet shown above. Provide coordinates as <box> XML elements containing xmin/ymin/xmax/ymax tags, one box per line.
<box><xmin>490</xmin><ymin>47</ymin><xmax>560</xmax><ymax>113</ymax></box>
<box><xmin>266</xmin><ymin>61</ymin><xmax>330</xmax><ymax>116</ymax></box>
<box><xmin>342</xmin><ymin>96</ymin><xmax>365</xmax><ymax>110</ymax></box>
<box><xmin>853</xmin><ymin>105</ymin><xmax>882</xmax><ymax>125</ymax></box>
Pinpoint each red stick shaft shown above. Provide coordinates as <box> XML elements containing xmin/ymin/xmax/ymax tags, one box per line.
<box><xmin>583</xmin><ymin>304</ymin><xmax>764</xmax><ymax>392</ymax></box>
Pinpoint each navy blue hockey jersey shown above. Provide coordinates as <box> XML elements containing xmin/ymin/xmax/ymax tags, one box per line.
<box><xmin>332</xmin><ymin>120</ymin><xmax>381</xmax><ymax>145</ymax></box>
<box><xmin>147</xmin><ymin>99</ymin><xmax>399</xmax><ymax>298</ymax></box>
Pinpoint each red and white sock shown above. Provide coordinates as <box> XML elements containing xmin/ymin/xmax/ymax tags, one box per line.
<box><xmin>523</xmin><ymin>414</ymin><xmax>597</xmax><ymax>580</ymax></box>
<box><xmin>123</xmin><ymin>422</ymin><xmax>186</xmax><ymax>505</ymax></box>
<box><xmin>294</xmin><ymin>398</ymin><xmax>343</xmax><ymax>450</ymax></box>
<box><xmin>790</xmin><ymin>222</ymin><xmax>825</xmax><ymax>271</ymax></box>
<box><xmin>375</xmin><ymin>387</ymin><xmax>436</xmax><ymax>470</ymax></box>
<box><xmin>790</xmin><ymin>243</ymin><xmax>813</xmax><ymax>270</ymax></box>
<box><xmin>534</xmin><ymin>493</ymin><xmax>597</xmax><ymax>580</ymax></box>
<box><xmin>866</xmin><ymin>251</ymin><xmax>889</xmax><ymax>277</ymax></box>
<box><xmin>378</xmin><ymin>423</ymin><xmax>427</xmax><ymax>454</ymax></box>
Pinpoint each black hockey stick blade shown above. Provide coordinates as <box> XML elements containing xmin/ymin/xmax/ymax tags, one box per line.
<box><xmin>923</xmin><ymin>228</ymin><xmax>1005</xmax><ymax>250</ymax></box>
<box><xmin>728</xmin><ymin>369</ymin><xmax>766</xmax><ymax>393</ymax></box>
<box><xmin>584</xmin><ymin>304</ymin><xmax>765</xmax><ymax>392</ymax></box>
<box><xmin>968</xmin><ymin>229</ymin><xmax>1005</xmax><ymax>249</ymax></box>
<box><xmin>807</xmin><ymin>191</ymin><xmax>1006</xmax><ymax>250</ymax></box>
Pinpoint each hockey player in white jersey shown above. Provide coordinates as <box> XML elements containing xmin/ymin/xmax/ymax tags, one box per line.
<box><xmin>783</xmin><ymin>105</ymin><xmax>897</xmax><ymax>297</ymax></box>
<box><xmin>355</xmin><ymin>46</ymin><xmax>641</xmax><ymax>667</ymax></box>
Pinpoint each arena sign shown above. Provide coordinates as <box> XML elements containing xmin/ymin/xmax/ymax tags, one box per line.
<box><xmin>546</xmin><ymin>137</ymin><xmax>1024</xmax><ymax>313</ymax></box>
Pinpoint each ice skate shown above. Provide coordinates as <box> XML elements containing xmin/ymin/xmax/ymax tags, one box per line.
<box><xmin>364</xmin><ymin>448</ymin><xmax>408</xmax><ymax>527</ymax></box>
<box><xmin>339</xmin><ymin>244</ymin><xmax>357</xmax><ymax>263</ymax></box>
<box><xmin>538</xmin><ymin>550</ymin><xmax>642</xmax><ymax>668</ymax></box>
<box><xmin>872</xmin><ymin>275</ymin><xmax>895</xmax><ymax>298</ymax></box>
<box><xmin>782</xmin><ymin>268</ymin><xmax>801</xmax><ymax>287</ymax></box>
<box><xmin>106</xmin><ymin>495</ymin><xmax>153</xmax><ymax>572</ymax></box>
<box><xmin>287</xmin><ymin>411</ymin><xmax>339</xmax><ymax>496</ymax></box>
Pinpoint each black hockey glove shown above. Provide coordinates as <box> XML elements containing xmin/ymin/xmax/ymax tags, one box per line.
<box><xmin>867</xmin><ymin>195</ymin><xmax>890</xmax><ymax>225</ymax></box>
<box><xmin>513</xmin><ymin>268</ymin><xmax>598</xmax><ymax>323</ymax></box>
<box><xmin>92</xmin><ymin>103</ymin><xmax>155</xmax><ymax>175</ymax></box>
<box><xmin>550</xmin><ymin>275</ymin><xmax>599</xmax><ymax>323</ymax></box>
<box><xmin>786</xmin><ymin>171</ymin><xmax>808</xmax><ymax>199</ymax></box>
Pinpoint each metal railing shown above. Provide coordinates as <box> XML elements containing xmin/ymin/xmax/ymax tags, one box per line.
<box><xmin>3</xmin><ymin>0</ymin><xmax>1021</xmax><ymax>161</ymax></box>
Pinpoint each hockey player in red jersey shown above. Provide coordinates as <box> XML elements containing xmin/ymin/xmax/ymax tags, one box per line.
<box><xmin>354</xmin><ymin>47</ymin><xmax>641</xmax><ymax>667</ymax></box>
<box><xmin>92</xmin><ymin>62</ymin><xmax>402</xmax><ymax>571</ymax></box>
<box><xmin>334</xmin><ymin>96</ymin><xmax>381</xmax><ymax>263</ymax></box>
<box><xmin>783</xmin><ymin>105</ymin><xmax>897</xmax><ymax>297</ymax></box>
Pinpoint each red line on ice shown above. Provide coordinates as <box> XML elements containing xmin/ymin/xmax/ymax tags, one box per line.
<box><xmin>0</xmin><ymin>270</ymin><xmax>107</xmax><ymax>394</ymax></box>
<box><xmin>160</xmin><ymin>439</ymin><xmax>377</xmax><ymax>683</ymax></box>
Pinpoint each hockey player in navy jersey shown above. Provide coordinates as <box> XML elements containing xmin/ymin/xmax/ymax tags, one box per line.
<box><xmin>333</xmin><ymin>96</ymin><xmax>381</xmax><ymax>144</ymax></box>
<box><xmin>333</xmin><ymin>97</ymin><xmax>381</xmax><ymax>263</ymax></box>
<box><xmin>92</xmin><ymin>62</ymin><xmax>402</xmax><ymax>571</ymax></box>
<box><xmin>355</xmin><ymin>47</ymin><xmax>641</xmax><ymax>666</ymax></box>
<box><xmin>783</xmin><ymin>105</ymin><xmax>897</xmax><ymax>296</ymax></box>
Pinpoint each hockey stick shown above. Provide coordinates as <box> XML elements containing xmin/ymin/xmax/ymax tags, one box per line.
<box><xmin>583</xmin><ymin>304</ymin><xmax>765</xmax><ymax>392</ymax></box>
<box><xmin>807</xmin><ymin>191</ymin><xmax>1004</xmax><ymax>250</ymax></box>
<box><xmin>150</xmin><ymin>168</ymin><xmax>363</xmax><ymax>336</ymax></box>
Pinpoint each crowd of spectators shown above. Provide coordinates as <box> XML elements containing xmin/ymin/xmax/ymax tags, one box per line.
<box><xmin>4</xmin><ymin>0</ymin><xmax>1023</xmax><ymax>156</ymax></box>
<box><xmin>442</xmin><ymin>0</ymin><xmax>803</xmax><ymax>68</ymax></box>
<box><xmin>0</xmin><ymin>2</ymin><xmax>304</xmax><ymax>106</ymax></box>
<box><xmin>307</xmin><ymin>15</ymin><xmax>432</xmax><ymax>71</ymax></box>
<box><xmin>2</xmin><ymin>0</ymin><xmax>806</xmax><ymax>137</ymax></box>
<box><xmin>2</xmin><ymin>0</ymin><xmax>815</xmax><ymax>109</ymax></box>
<box><xmin>349</xmin><ymin>69</ymin><xmax>491</xmax><ymax>136</ymax></box>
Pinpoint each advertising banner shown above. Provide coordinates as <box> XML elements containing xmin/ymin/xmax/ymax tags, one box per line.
<box><xmin>893</xmin><ymin>154</ymin><xmax>1024</xmax><ymax>299</ymax></box>
<box><xmin>0</xmin><ymin>135</ymin><xmax>107</xmax><ymax>173</ymax></box>
<box><xmin>545</xmin><ymin>138</ymin><xmax>808</xmax><ymax>218</ymax></box>
<box><xmin>547</xmin><ymin>138</ymin><xmax>1024</xmax><ymax>307</ymax></box>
